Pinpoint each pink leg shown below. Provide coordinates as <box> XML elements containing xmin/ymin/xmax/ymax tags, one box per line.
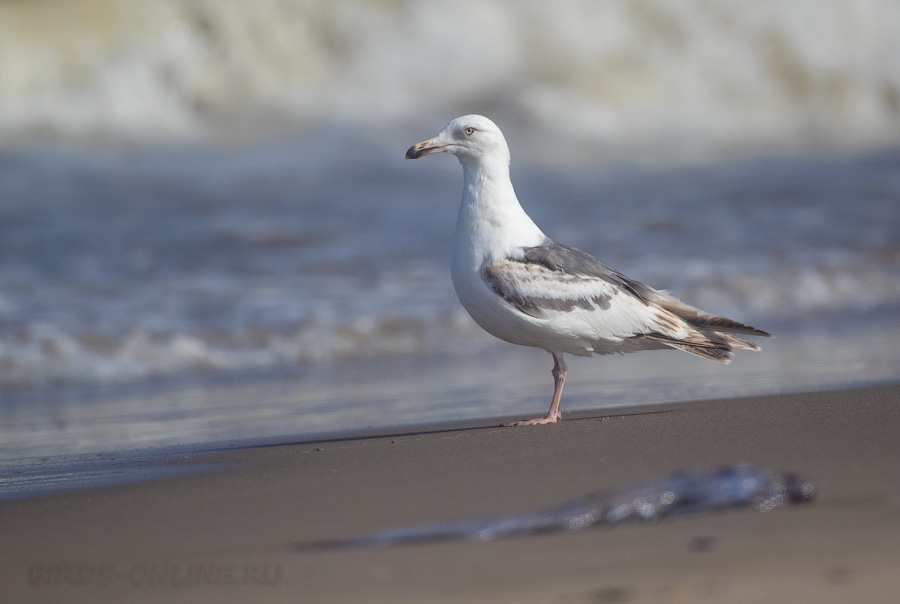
<box><xmin>502</xmin><ymin>352</ymin><xmax>567</xmax><ymax>426</ymax></box>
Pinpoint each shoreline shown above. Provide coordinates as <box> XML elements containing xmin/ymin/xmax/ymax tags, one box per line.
<box><xmin>3</xmin><ymin>384</ymin><xmax>899</xmax><ymax>603</ymax></box>
<box><xmin>4</xmin><ymin>308</ymin><xmax>900</xmax><ymax>462</ymax></box>
<box><xmin>1</xmin><ymin>379</ymin><xmax>896</xmax><ymax>500</ymax></box>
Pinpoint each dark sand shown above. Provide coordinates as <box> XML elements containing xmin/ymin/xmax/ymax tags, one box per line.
<box><xmin>2</xmin><ymin>385</ymin><xmax>899</xmax><ymax>603</ymax></box>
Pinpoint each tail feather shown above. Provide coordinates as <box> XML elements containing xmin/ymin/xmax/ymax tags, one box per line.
<box><xmin>643</xmin><ymin>302</ymin><xmax>769</xmax><ymax>363</ymax></box>
<box><xmin>719</xmin><ymin>333</ymin><xmax>761</xmax><ymax>351</ymax></box>
<box><xmin>656</xmin><ymin>298</ymin><xmax>772</xmax><ymax>338</ymax></box>
<box><xmin>644</xmin><ymin>333</ymin><xmax>734</xmax><ymax>363</ymax></box>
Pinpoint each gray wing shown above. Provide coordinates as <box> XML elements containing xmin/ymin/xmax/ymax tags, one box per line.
<box><xmin>495</xmin><ymin>240</ymin><xmax>771</xmax><ymax>338</ymax></box>
<box><xmin>482</xmin><ymin>241</ymin><xmax>635</xmax><ymax>319</ymax></box>
<box><xmin>520</xmin><ymin>241</ymin><xmax>657</xmax><ymax>304</ymax></box>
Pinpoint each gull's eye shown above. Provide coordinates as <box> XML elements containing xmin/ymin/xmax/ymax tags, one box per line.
<box><xmin>464</xmin><ymin>127</ymin><xmax>475</xmax><ymax>136</ymax></box>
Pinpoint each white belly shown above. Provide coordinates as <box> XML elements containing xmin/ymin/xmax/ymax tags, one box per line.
<box><xmin>448</xmin><ymin>182</ymin><xmax>636</xmax><ymax>356</ymax></box>
<box><xmin>450</xmin><ymin>256</ymin><xmax>599</xmax><ymax>356</ymax></box>
<box><xmin>450</xmin><ymin>244</ymin><xmax>673</xmax><ymax>358</ymax></box>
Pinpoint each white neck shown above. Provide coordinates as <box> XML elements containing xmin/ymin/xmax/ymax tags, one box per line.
<box><xmin>452</xmin><ymin>155</ymin><xmax>546</xmax><ymax>268</ymax></box>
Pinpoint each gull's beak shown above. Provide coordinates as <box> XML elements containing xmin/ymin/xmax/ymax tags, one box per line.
<box><xmin>405</xmin><ymin>136</ymin><xmax>447</xmax><ymax>160</ymax></box>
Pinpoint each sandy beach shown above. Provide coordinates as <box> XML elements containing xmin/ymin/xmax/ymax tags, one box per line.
<box><xmin>2</xmin><ymin>384</ymin><xmax>898</xmax><ymax>603</ymax></box>
<box><xmin>3</xmin><ymin>4</ymin><xmax>900</xmax><ymax>603</ymax></box>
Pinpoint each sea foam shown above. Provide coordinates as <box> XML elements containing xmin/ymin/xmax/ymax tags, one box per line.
<box><xmin>0</xmin><ymin>1</ymin><xmax>898</xmax><ymax>152</ymax></box>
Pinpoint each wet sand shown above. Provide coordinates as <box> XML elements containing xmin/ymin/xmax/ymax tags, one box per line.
<box><xmin>2</xmin><ymin>384</ymin><xmax>899</xmax><ymax>603</ymax></box>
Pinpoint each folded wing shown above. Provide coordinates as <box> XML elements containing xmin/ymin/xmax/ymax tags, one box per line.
<box><xmin>484</xmin><ymin>240</ymin><xmax>771</xmax><ymax>362</ymax></box>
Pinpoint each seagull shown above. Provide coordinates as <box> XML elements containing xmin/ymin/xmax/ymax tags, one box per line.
<box><xmin>406</xmin><ymin>115</ymin><xmax>771</xmax><ymax>426</ymax></box>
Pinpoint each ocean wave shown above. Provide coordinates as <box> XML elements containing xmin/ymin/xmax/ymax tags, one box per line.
<box><xmin>2</xmin><ymin>139</ymin><xmax>899</xmax><ymax>389</ymax></box>
<box><xmin>0</xmin><ymin>313</ymin><xmax>484</xmax><ymax>389</ymax></box>
<box><xmin>2</xmin><ymin>259</ymin><xmax>898</xmax><ymax>390</ymax></box>
<box><xmin>1</xmin><ymin>0</ymin><xmax>899</xmax><ymax>152</ymax></box>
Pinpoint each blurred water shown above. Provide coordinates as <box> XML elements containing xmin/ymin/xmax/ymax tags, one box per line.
<box><xmin>2</xmin><ymin>136</ymin><xmax>899</xmax><ymax>389</ymax></box>
<box><xmin>1</xmin><ymin>1</ymin><xmax>899</xmax><ymax>153</ymax></box>
<box><xmin>0</xmin><ymin>133</ymin><xmax>898</xmax><ymax>459</ymax></box>
<box><xmin>2</xmin><ymin>0</ymin><xmax>900</xmax><ymax>459</ymax></box>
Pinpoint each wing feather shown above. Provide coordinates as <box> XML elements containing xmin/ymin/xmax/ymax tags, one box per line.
<box><xmin>483</xmin><ymin>259</ymin><xmax>620</xmax><ymax>319</ymax></box>
<box><xmin>483</xmin><ymin>240</ymin><xmax>770</xmax><ymax>360</ymax></box>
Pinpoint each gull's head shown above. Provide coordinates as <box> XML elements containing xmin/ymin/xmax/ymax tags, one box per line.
<box><xmin>406</xmin><ymin>115</ymin><xmax>509</xmax><ymax>165</ymax></box>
